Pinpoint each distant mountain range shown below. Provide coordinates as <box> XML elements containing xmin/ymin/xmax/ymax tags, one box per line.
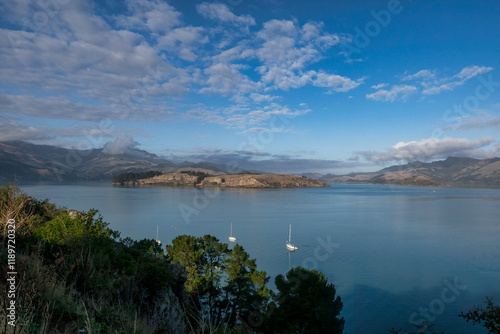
<box><xmin>318</xmin><ymin>157</ymin><xmax>500</xmax><ymax>187</ymax></box>
<box><xmin>2</xmin><ymin>141</ymin><xmax>500</xmax><ymax>187</ymax></box>
<box><xmin>0</xmin><ymin>141</ymin><xmax>228</xmax><ymax>182</ymax></box>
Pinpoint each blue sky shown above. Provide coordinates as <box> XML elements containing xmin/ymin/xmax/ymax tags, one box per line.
<box><xmin>1</xmin><ymin>0</ymin><xmax>500</xmax><ymax>173</ymax></box>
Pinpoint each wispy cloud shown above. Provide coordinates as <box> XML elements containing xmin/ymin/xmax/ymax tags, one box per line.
<box><xmin>366</xmin><ymin>85</ymin><xmax>417</xmax><ymax>102</ymax></box>
<box><xmin>417</xmin><ymin>65</ymin><xmax>493</xmax><ymax>96</ymax></box>
<box><xmin>196</xmin><ymin>2</ymin><xmax>256</xmax><ymax>28</ymax></box>
<box><xmin>402</xmin><ymin>69</ymin><xmax>436</xmax><ymax>81</ymax></box>
<box><xmin>443</xmin><ymin>111</ymin><xmax>500</xmax><ymax>131</ymax></box>
<box><xmin>371</xmin><ymin>83</ymin><xmax>388</xmax><ymax>89</ymax></box>
<box><xmin>370</xmin><ymin>66</ymin><xmax>494</xmax><ymax>100</ymax></box>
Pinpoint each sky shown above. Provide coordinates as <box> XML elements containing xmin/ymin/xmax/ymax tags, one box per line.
<box><xmin>1</xmin><ymin>0</ymin><xmax>500</xmax><ymax>174</ymax></box>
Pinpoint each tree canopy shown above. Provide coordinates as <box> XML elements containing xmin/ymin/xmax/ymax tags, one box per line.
<box><xmin>265</xmin><ymin>266</ymin><xmax>344</xmax><ymax>334</ymax></box>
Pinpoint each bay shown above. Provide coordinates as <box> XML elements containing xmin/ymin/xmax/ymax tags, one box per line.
<box><xmin>20</xmin><ymin>182</ymin><xmax>500</xmax><ymax>333</ymax></box>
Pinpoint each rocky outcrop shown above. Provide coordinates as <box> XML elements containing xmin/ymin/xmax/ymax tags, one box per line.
<box><xmin>198</xmin><ymin>174</ymin><xmax>330</xmax><ymax>188</ymax></box>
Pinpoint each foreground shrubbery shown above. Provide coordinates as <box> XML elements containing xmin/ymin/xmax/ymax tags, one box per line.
<box><xmin>0</xmin><ymin>184</ymin><xmax>186</xmax><ymax>333</ymax></box>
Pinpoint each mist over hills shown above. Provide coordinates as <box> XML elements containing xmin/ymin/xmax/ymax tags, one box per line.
<box><xmin>2</xmin><ymin>141</ymin><xmax>500</xmax><ymax>187</ymax></box>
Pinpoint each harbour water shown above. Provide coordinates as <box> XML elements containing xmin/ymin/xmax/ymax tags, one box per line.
<box><xmin>21</xmin><ymin>182</ymin><xmax>500</xmax><ymax>333</ymax></box>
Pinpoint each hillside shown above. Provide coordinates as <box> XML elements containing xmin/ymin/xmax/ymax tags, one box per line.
<box><xmin>319</xmin><ymin>157</ymin><xmax>500</xmax><ymax>187</ymax></box>
<box><xmin>114</xmin><ymin>172</ymin><xmax>330</xmax><ymax>189</ymax></box>
<box><xmin>0</xmin><ymin>141</ymin><xmax>226</xmax><ymax>182</ymax></box>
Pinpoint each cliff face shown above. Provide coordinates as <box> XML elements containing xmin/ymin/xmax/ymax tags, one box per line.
<box><xmin>116</xmin><ymin>173</ymin><xmax>330</xmax><ymax>188</ymax></box>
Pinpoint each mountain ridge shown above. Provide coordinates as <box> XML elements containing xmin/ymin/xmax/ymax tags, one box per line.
<box><xmin>0</xmin><ymin>141</ymin><xmax>227</xmax><ymax>182</ymax></box>
<box><xmin>319</xmin><ymin>156</ymin><xmax>500</xmax><ymax>187</ymax></box>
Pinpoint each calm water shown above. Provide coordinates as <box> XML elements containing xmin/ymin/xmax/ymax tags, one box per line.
<box><xmin>21</xmin><ymin>182</ymin><xmax>500</xmax><ymax>333</ymax></box>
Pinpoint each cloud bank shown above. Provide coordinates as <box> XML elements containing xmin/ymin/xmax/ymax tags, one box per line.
<box><xmin>357</xmin><ymin>137</ymin><xmax>500</xmax><ymax>163</ymax></box>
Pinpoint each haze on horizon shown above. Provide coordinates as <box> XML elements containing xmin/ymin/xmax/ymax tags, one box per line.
<box><xmin>1</xmin><ymin>0</ymin><xmax>500</xmax><ymax>174</ymax></box>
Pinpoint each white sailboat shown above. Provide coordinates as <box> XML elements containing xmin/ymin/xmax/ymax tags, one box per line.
<box><xmin>228</xmin><ymin>223</ymin><xmax>236</xmax><ymax>242</ymax></box>
<box><xmin>155</xmin><ymin>225</ymin><xmax>161</xmax><ymax>245</ymax></box>
<box><xmin>286</xmin><ymin>224</ymin><xmax>298</xmax><ymax>251</ymax></box>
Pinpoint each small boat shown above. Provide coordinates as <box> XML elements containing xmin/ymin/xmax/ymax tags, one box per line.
<box><xmin>155</xmin><ymin>225</ymin><xmax>161</xmax><ymax>245</ymax></box>
<box><xmin>286</xmin><ymin>224</ymin><xmax>298</xmax><ymax>251</ymax></box>
<box><xmin>228</xmin><ymin>223</ymin><xmax>236</xmax><ymax>242</ymax></box>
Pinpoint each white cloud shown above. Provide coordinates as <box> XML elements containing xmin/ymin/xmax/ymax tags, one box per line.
<box><xmin>366</xmin><ymin>85</ymin><xmax>417</xmax><ymax>102</ymax></box>
<box><xmin>358</xmin><ymin>137</ymin><xmax>497</xmax><ymax>163</ymax></box>
<box><xmin>225</xmin><ymin>103</ymin><xmax>310</xmax><ymax>128</ymax></box>
<box><xmin>102</xmin><ymin>135</ymin><xmax>140</xmax><ymax>155</ymax></box>
<box><xmin>253</xmin><ymin>19</ymin><xmax>358</xmax><ymax>93</ymax></box>
<box><xmin>422</xmin><ymin>82</ymin><xmax>461</xmax><ymax>96</ymax></box>
<box><xmin>419</xmin><ymin>65</ymin><xmax>493</xmax><ymax>96</ymax></box>
<box><xmin>250</xmin><ymin>93</ymin><xmax>279</xmax><ymax>103</ymax></box>
<box><xmin>402</xmin><ymin>70</ymin><xmax>436</xmax><ymax>81</ymax></box>
<box><xmin>444</xmin><ymin>111</ymin><xmax>500</xmax><ymax>131</ymax></box>
<box><xmin>455</xmin><ymin>65</ymin><xmax>493</xmax><ymax>80</ymax></box>
<box><xmin>115</xmin><ymin>0</ymin><xmax>182</xmax><ymax>34</ymax></box>
<box><xmin>196</xmin><ymin>2</ymin><xmax>256</xmax><ymax>28</ymax></box>
<box><xmin>371</xmin><ymin>83</ymin><xmax>388</xmax><ymax>89</ymax></box>
<box><xmin>200</xmin><ymin>63</ymin><xmax>260</xmax><ymax>96</ymax></box>
<box><xmin>313</xmin><ymin>71</ymin><xmax>363</xmax><ymax>92</ymax></box>
<box><xmin>158</xmin><ymin>26</ymin><xmax>208</xmax><ymax>61</ymax></box>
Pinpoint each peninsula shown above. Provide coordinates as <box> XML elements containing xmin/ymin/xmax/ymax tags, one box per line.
<box><xmin>113</xmin><ymin>171</ymin><xmax>330</xmax><ymax>189</ymax></box>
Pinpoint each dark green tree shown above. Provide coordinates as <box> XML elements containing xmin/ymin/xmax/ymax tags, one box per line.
<box><xmin>267</xmin><ymin>266</ymin><xmax>344</xmax><ymax>334</ymax></box>
<box><xmin>460</xmin><ymin>297</ymin><xmax>500</xmax><ymax>333</ymax></box>
<box><xmin>224</xmin><ymin>244</ymin><xmax>270</xmax><ymax>328</ymax></box>
<box><xmin>166</xmin><ymin>235</ymin><xmax>206</xmax><ymax>293</ymax></box>
<box><xmin>167</xmin><ymin>234</ymin><xmax>230</xmax><ymax>329</ymax></box>
<box><xmin>166</xmin><ymin>235</ymin><xmax>270</xmax><ymax>331</ymax></box>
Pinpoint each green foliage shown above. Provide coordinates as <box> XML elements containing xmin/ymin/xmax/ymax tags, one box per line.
<box><xmin>33</xmin><ymin>209</ymin><xmax>111</xmax><ymax>245</ymax></box>
<box><xmin>0</xmin><ymin>184</ymin><xmax>186</xmax><ymax>333</ymax></box>
<box><xmin>390</xmin><ymin>323</ymin><xmax>443</xmax><ymax>334</ymax></box>
<box><xmin>459</xmin><ymin>297</ymin><xmax>500</xmax><ymax>333</ymax></box>
<box><xmin>224</xmin><ymin>244</ymin><xmax>270</xmax><ymax>327</ymax></box>
<box><xmin>167</xmin><ymin>234</ymin><xmax>270</xmax><ymax>331</ymax></box>
<box><xmin>266</xmin><ymin>266</ymin><xmax>344</xmax><ymax>334</ymax></box>
<box><xmin>113</xmin><ymin>170</ymin><xmax>163</xmax><ymax>184</ymax></box>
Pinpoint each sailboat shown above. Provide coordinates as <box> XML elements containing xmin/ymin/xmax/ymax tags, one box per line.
<box><xmin>286</xmin><ymin>224</ymin><xmax>298</xmax><ymax>251</ymax></box>
<box><xmin>155</xmin><ymin>225</ymin><xmax>161</xmax><ymax>245</ymax></box>
<box><xmin>228</xmin><ymin>223</ymin><xmax>236</xmax><ymax>242</ymax></box>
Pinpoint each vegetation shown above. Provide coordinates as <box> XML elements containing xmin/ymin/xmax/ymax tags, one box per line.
<box><xmin>0</xmin><ymin>184</ymin><xmax>184</xmax><ymax>333</ymax></box>
<box><xmin>179</xmin><ymin>171</ymin><xmax>210</xmax><ymax>184</ymax></box>
<box><xmin>459</xmin><ymin>298</ymin><xmax>500</xmax><ymax>333</ymax></box>
<box><xmin>112</xmin><ymin>170</ymin><xmax>163</xmax><ymax>184</ymax></box>
<box><xmin>1</xmin><ymin>183</ymin><xmax>498</xmax><ymax>333</ymax></box>
<box><xmin>266</xmin><ymin>267</ymin><xmax>344</xmax><ymax>333</ymax></box>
